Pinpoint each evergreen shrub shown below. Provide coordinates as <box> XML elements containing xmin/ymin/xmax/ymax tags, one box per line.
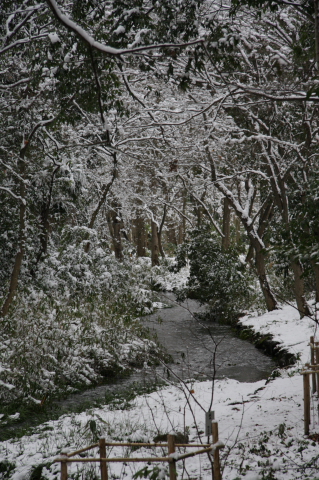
<box><xmin>176</xmin><ymin>227</ymin><xmax>252</xmax><ymax>322</ymax></box>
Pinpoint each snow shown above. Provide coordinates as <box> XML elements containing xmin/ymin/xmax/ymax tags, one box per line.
<box><xmin>48</xmin><ymin>33</ymin><xmax>59</xmax><ymax>44</ymax></box>
<box><xmin>63</xmin><ymin>53</ymin><xmax>71</xmax><ymax>63</ymax></box>
<box><xmin>114</xmin><ymin>26</ymin><xmax>126</xmax><ymax>35</ymax></box>
<box><xmin>1</xmin><ymin>301</ymin><xmax>319</xmax><ymax>479</ymax></box>
<box><xmin>168</xmin><ymin>452</ymin><xmax>180</xmax><ymax>460</ymax></box>
<box><xmin>240</xmin><ymin>305</ymin><xmax>314</xmax><ymax>364</ymax></box>
<box><xmin>0</xmin><ymin>379</ymin><xmax>15</xmax><ymax>390</ymax></box>
<box><xmin>8</xmin><ymin>413</ymin><xmax>20</xmax><ymax>420</ymax></box>
<box><xmin>46</xmin><ymin>0</ymin><xmax>203</xmax><ymax>58</ymax></box>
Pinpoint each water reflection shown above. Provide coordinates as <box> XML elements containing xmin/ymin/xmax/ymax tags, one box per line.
<box><xmin>144</xmin><ymin>293</ymin><xmax>275</xmax><ymax>383</ymax></box>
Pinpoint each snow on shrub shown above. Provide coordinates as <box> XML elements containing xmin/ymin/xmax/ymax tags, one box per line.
<box><xmin>0</xmin><ymin>238</ymin><xmax>159</xmax><ymax>405</ymax></box>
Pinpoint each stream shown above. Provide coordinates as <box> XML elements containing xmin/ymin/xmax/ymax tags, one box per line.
<box><xmin>2</xmin><ymin>295</ymin><xmax>275</xmax><ymax>438</ymax></box>
<box><xmin>143</xmin><ymin>293</ymin><xmax>275</xmax><ymax>383</ymax></box>
<box><xmin>54</xmin><ymin>294</ymin><xmax>275</xmax><ymax>407</ymax></box>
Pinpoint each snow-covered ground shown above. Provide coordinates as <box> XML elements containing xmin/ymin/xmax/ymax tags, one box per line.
<box><xmin>1</xmin><ymin>303</ymin><xmax>319</xmax><ymax>480</ymax></box>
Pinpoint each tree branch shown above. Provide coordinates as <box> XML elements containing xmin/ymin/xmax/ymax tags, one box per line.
<box><xmin>45</xmin><ymin>0</ymin><xmax>203</xmax><ymax>57</ymax></box>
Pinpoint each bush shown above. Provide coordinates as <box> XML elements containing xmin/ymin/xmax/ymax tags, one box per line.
<box><xmin>177</xmin><ymin>228</ymin><xmax>252</xmax><ymax>322</ymax></box>
<box><xmin>0</xmin><ymin>239</ymin><xmax>160</xmax><ymax>406</ymax></box>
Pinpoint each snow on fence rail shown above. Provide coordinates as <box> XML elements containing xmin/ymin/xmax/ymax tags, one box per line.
<box><xmin>54</xmin><ymin>422</ymin><xmax>224</xmax><ymax>480</ymax></box>
<box><xmin>301</xmin><ymin>336</ymin><xmax>319</xmax><ymax>435</ymax></box>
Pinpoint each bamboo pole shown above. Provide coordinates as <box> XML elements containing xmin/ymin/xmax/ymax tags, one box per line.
<box><xmin>103</xmin><ymin>442</ymin><xmax>209</xmax><ymax>448</ymax></box>
<box><xmin>67</xmin><ymin>443</ymin><xmax>99</xmax><ymax>458</ymax></box>
<box><xmin>60</xmin><ymin>453</ymin><xmax>68</xmax><ymax>480</ymax></box>
<box><xmin>301</xmin><ymin>367</ymin><xmax>319</xmax><ymax>375</ymax></box>
<box><xmin>62</xmin><ymin>441</ymin><xmax>210</xmax><ymax>459</ymax></box>
<box><xmin>315</xmin><ymin>343</ymin><xmax>319</xmax><ymax>395</ymax></box>
<box><xmin>168</xmin><ymin>434</ymin><xmax>177</xmax><ymax>480</ymax></box>
<box><xmin>310</xmin><ymin>336</ymin><xmax>316</xmax><ymax>393</ymax></box>
<box><xmin>54</xmin><ymin>447</ymin><xmax>219</xmax><ymax>465</ymax></box>
<box><xmin>61</xmin><ymin>461</ymin><xmax>67</xmax><ymax>480</ymax></box>
<box><xmin>100</xmin><ymin>438</ymin><xmax>108</xmax><ymax>480</ymax></box>
<box><xmin>301</xmin><ymin>364</ymin><xmax>319</xmax><ymax>370</ymax></box>
<box><xmin>212</xmin><ymin>422</ymin><xmax>221</xmax><ymax>480</ymax></box>
<box><xmin>55</xmin><ymin>456</ymin><xmax>171</xmax><ymax>463</ymax></box>
<box><xmin>303</xmin><ymin>370</ymin><xmax>310</xmax><ymax>435</ymax></box>
<box><xmin>175</xmin><ymin>446</ymin><xmax>213</xmax><ymax>461</ymax></box>
<box><xmin>67</xmin><ymin>441</ymin><xmax>209</xmax><ymax>454</ymax></box>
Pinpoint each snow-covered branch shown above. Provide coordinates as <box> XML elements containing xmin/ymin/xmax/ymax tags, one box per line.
<box><xmin>0</xmin><ymin>34</ymin><xmax>48</xmax><ymax>55</ymax></box>
<box><xmin>45</xmin><ymin>0</ymin><xmax>203</xmax><ymax>57</ymax></box>
<box><xmin>0</xmin><ymin>78</ymin><xmax>30</xmax><ymax>90</ymax></box>
<box><xmin>231</xmin><ymin>83</ymin><xmax>319</xmax><ymax>103</ymax></box>
<box><xmin>0</xmin><ymin>186</ymin><xmax>26</xmax><ymax>204</ymax></box>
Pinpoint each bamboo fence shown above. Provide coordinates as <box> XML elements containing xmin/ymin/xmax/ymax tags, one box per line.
<box><xmin>54</xmin><ymin>422</ymin><xmax>224</xmax><ymax>480</ymax></box>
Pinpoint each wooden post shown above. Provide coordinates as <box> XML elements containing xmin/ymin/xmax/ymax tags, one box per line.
<box><xmin>212</xmin><ymin>422</ymin><xmax>221</xmax><ymax>480</ymax></box>
<box><xmin>60</xmin><ymin>452</ymin><xmax>68</xmax><ymax>480</ymax></box>
<box><xmin>167</xmin><ymin>435</ymin><xmax>176</xmax><ymax>480</ymax></box>
<box><xmin>315</xmin><ymin>343</ymin><xmax>319</xmax><ymax>395</ymax></box>
<box><xmin>100</xmin><ymin>438</ymin><xmax>108</xmax><ymax>480</ymax></box>
<box><xmin>303</xmin><ymin>370</ymin><xmax>310</xmax><ymax>435</ymax></box>
<box><xmin>310</xmin><ymin>336</ymin><xmax>316</xmax><ymax>393</ymax></box>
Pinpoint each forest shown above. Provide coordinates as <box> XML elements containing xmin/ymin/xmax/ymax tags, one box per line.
<box><xmin>1</xmin><ymin>0</ymin><xmax>319</xmax><ymax>417</ymax></box>
<box><xmin>3</xmin><ymin>1</ymin><xmax>319</xmax><ymax>479</ymax></box>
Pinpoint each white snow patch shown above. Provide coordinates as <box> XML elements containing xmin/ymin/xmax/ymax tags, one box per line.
<box><xmin>48</xmin><ymin>33</ymin><xmax>60</xmax><ymax>44</ymax></box>
<box><xmin>114</xmin><ymin>25</ymin><xmax>125</xmax><ymax>35</ymax></box>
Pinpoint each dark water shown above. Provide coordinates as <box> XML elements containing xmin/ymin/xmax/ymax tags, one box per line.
<box><xmin>144</xmin><ymin>293</ymin><xmax>275</xmax><ymax>383</ymax></box>
<box><xmin>59</xmin><ymin>294</ymin><xmax>275</xmax><ymax>409</ymax></box>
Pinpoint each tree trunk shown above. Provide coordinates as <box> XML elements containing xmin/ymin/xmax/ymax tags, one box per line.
<box><xmin>158</xmin><ymin>205</ymin><xmax>167</xmax><ymax>258</ymax></box>
<box><xmin>36</xmin><ymin>204</ymin><xmax>50</xmax><ymax>263</ymax></box>
<box><xmin>84</xmin><ymin>167</ymin><xmax>116</xmax><ymax>253</ymax></box>
<box><xmin>214</xmin><ymin>182</ymin><xmax>278</xmax><ymax>312</ymax></box>
<box><xmin>34</xmin><ymin>165</ymin><xmax>61</xmax><ymax>264</ymax></box>
<box><xmin>1</xmin><ymin>160</ymin><xmax>26</xmax><ymax>317</ymax></box>
<box><xmin>178</xmin><ymin>191</ymin><xmax>186</xmax><ymax>244</ymax></box>
<box><xmin>274</xmin><ymin>173</ymin><xmax>309</xmax><ymax>318</ymax></box>
<box><xmin>112</xmin><ymin>213</ymin><xmax>123</xmax><ymax>261</ymax></box>
<box><xmin>234</xmin><ymin>215</ymin><xmax>241</xmax><ymax>244</ymax></box>
<box><xmin>254</xmin><ymin>242</ymin><xmax>278</xmax><ymax>311</ymax></box>
<box><xmin>158</xmin><ymin>230</ymin><xmax>165</xmax><ymax>258</ymax></box>
<box><xmin>1</xmin><ymin>113</ymin><xmax>65</xmax><ymax>316</ymax></box>
<box><xmin>291</xmin><ymin>260</ymin><xmax>311</xmax><ymax>318</ymax></box>
<box><xmin>167</xmin><ymin>225</ymin><xmax>178</xmax><ymax>248</ymax></box>
<box><xmin>135</xmin><ymin>215</ymin><xmax>146</xmax><ymax>257</ymax></box>
<box><xmin>196</xmin><ymin>205</ymin><xmax>202</xmax><ymax>228</ymax></box>
<box><xmin>222</xmin><ymin>197</ymin><xmax>231</xmax><ymax>251</ymax></box>
<box><xmin>108</xmin><ymin>207</ymin><xmax>123</xmax><ymax>261</ymax></box>
<box><xmin>1</xmin><ymin>249</ymin><xmax>24</xmax><ymax>317</ymax></box>
<box><xmin>151</xmin><ymin>220</ymin><xmax>160</xmax><ymax>266</ymax></box>
<box><xmin>178</xmin><ymin>224</ymin><xmax>184</xmax><ymax>244</ymax></box>
<box><xmin>312</xmin><ymin>262</ymin><xmax>319</xmax><ymax>303</ymax></box>
<box><xmin>315</xmin><ymin>0</ymin><xmax>319</xmax><ymax>70</ymax></box>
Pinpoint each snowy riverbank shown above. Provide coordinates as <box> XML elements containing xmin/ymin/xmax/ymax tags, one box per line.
<box><xmin>1</xmin><ymin>303</ymin><xmax>318</xmax><ymax>480</ymax></box>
